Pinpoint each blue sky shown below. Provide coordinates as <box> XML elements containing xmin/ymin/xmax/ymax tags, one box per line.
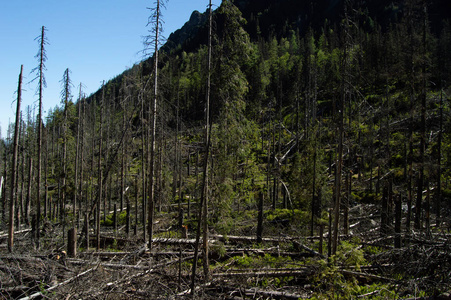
<box><xmin>0</xmin><ymin>0</ymin><xmax>221</xmax><ymax>138</ymax></box>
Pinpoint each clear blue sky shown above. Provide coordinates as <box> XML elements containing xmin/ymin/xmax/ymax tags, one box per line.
<box><xmin>0</xmin><ymin>0</ymin><xmax>221</xmax><ymax>139</ymax></box>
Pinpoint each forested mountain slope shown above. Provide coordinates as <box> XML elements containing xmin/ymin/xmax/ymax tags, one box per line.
<box><xmin>2</xmin><ymin>0</ymin><xmax>451</xmax><ymax>298</ymax></box>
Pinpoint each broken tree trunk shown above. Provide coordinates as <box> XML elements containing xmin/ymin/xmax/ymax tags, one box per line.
<box><xmin>68</xmin><ymin>227</ymin><xmax>77</xmax><ymax>257</ymax></box>
<box><xmin>257</xmin><ymin>192</ymin><xmax>263</xmax><ymax>244</ymax></box>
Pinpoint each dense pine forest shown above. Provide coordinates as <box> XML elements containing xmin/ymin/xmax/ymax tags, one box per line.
<box><xmin>1</xmin><ymin>0</ymin><xmax>451</xmax><ymax>298</ymax></box>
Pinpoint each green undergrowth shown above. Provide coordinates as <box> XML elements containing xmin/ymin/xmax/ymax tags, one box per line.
<box><xmin>210</xmin><ymin>208</ymin><xmax>311</xmax><ymax>236</ymax></box>
<box><xmin>308</xmin><ymin>241</ymin><xmax>400</xmax><ymax>299</ymax></box>
<box><xmin>209</xmin><ymin>239</ymin><xmax>406</xmax><ymax>299</ymax></box>
<box><xmin>101</xmin><ymin>210</ymin><xmax>131</xmax><ymax>227</ymax></box>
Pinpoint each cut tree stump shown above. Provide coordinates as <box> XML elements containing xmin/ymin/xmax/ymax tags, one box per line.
<box><xmin>68</xmin><ymin>227</ymin><xmax>77</xmax><ymax>257</ymax></box>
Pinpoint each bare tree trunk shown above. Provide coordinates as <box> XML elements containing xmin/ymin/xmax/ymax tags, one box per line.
<box><xmin>85</xmin><ymin>213</ymin><xmax>89</xmax><ymax>250</ymax></box>
<box><xmin>18</xmin><ymin>120</ymin><xmax>25</xmax><ymax>225</ymax></box>
<box><xmin>126</xmin><ymin>177</ymin><xmax>130</xmax><ymax>237</ymax></box>
<box><xmin>147</xmin><ymin>0</ymin><xmax>162</xmax><ymax>251</ymax></box>
<box><xmin>172</xmin><ymin>93</ymin><xmax>179</xmax><ymax>207</ymax></box>
<box><xmin>436</xmin><ymin>88</ymin><xmax>443</xmax><ymax>225</ymax></box>
<box><xmin>135</xmin><ymin>175</ymin><xmax>138</xmax><ymax>236</ymax></box>
<box><xmin>310</xmin><ymin>141</ymin><xmax>317</xmax><ymax>236</ymax></box>
<box><xmin>407</xmin><ymin>95</ymin><xmax>413</xmax><ymax>232</ymax></box>
<box><xmin>26</xmin><ymin>157</ymin><xmax>33</xmax><ymax>226</ymax></box>
<box><xmin>343</xmin><ymin>172</ymin><xmax>350</xmax><ymax>236</ymax></box>
<box><xmin>394</xmin><ymin>194</ymin><xmax>402</xmax><ymax>248</ymax></box>
<box><xmin>80</xmin><ymin>100</ymin><xmax>85</xmax><ymax>224</ymax></box>
<box><xmin>158</xmin><ymin>140</ymin><xmax>164</xmax><ymax>212</ymax></box>
<box><xmin>1</xmin><ymin>146</ymin><xmax>5</xmax><ymax>227</ymax></box>
<box><xmin>61</xmin><ymin>68</ymin><xmax>71</xmax><ymax>242</ymax></box>
<box><xmin>425</xmin><ymin>182</ymin><xmax>430</xmax><ymax>236</ymax></box>
<box><xmin>103</xmin><ymin>100</ymin><xmax>111</xmax><ymax>222</ymax></box>
<box><xmin>68</xmin><ymin>227</ymin><xmax>77</xmax><ymax>257</ymax></box>
<box><xmin>120</xmin><ymin>97</ymin><xmax>126</xmax><ymax>213</ymax></box>
<box><xmin>381</xmin><ymin>182</ymin><xmax>389</xmax><ymax>236</ymax></box>
<box><xmin>18</xmin><ymin>120</ymin><xmax>25</xmax><ymax>229</ymax></box>
<box><xmin>201</xmin><ymin>0</ymin><xmax>213</xmax><ymax>282</ymax></box>
<box><xmin>73</xmin><ymin>84</ymin><xmax>82</xmax><ymax>228</ymax></box>
<box><xmin>97</xmin><ymin>84</ymin><xmax>105</xmax><ymax>251</ymax></box>
<box><xmin>415</xmin><ymin>3</ymin><xmax>428</xmax><ymax>231</ymax></box>
<box><xmin>327</xmin><ymin>207</ymin><xmax>332</xmax><ymax>257</ymax></box>
<box><xmin>44</xmin><ymin>129</ymin><xmax>49</xmax><ymax>219</ymax></box>
<box><xmin>333</xmin><ymin>84</ymin><xmax>345</xmax><ymax>254</ymax></box>
<box><xmin>257</xmin><ymin>192</ymin><xmax>263</xmax><ymax>244</ymax></box>
<box><xmin>141</xmin><ymin>92</ymin><xmax>147</xmax><ymax>243</ymax></box>
<box><xmin>113</xmin><ymin>204</ymin><xmax>117</xmax><ymax>234</ymax></box>
<box><xmin>319</xmin><ymin>224</ymin><xmax>324</xmax><ymax>255</ymax></box>
<box><xmin>34</xmin><ymin>26</ymin><xmax>46</xmax><ymax>249</ymax></box>
<box><xmin>191</xmin><ymin>1</ymin><xmax>213</xmax><ymax>292</ymax></box>
<box><xmin>8</xmin><ymin>65</ymin><xmax>23</xmax><ymax>253</ymax></box>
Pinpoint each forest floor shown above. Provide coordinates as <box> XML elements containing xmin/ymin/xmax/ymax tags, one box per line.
<box><xmin>1</xmin><ymin>204</ymin><xmax>451</xmax><ymax>299</ymax></box>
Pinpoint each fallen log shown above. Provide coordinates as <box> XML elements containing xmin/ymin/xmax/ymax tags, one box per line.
<box><xmin>292</xmin><ymin>240</ymin><xmax>325</xmax><ymax>258</ymax></box>
<box><xmin>222</xmin><ymin>250</ymin><xmax>312</xmax><ymax>259</ymax></box>
<box><xmin>82</xmin><ymin>251</ymin><xmax>132</xmax><ymax>257</ymax></box>
<box><xmin>84</xmin><ymin>250</ymin><xmax>194</xmax><ymax>258</ymax></box>
<box><xmin>213</xmin><ymin>268</ymin><xmax>313</xmax><ymax>278</ymax></box>
<box><xmin>357</xmin><ymin>290</ymin><xmax>381</xmax><ymax>298</ymax></box>
<box><xmin>119</xmin><ymin>243</ymin><xmax>147</xmax><ymax>264</ymax></box>
<box><xmin>18</xmin><ymin>267</ymin><xmax>95</xmax><ymax>300</ymax></box>
<box><xmin>238</xmin><ymin>287</ymin><xmax>305</xmax><ymax>300</ymax></box>
<box><xmin>151</xmin><ymin>237</ymin><xmax>215</xmax><ymax>244</ymax></box>
<box><xmin>96</xmin><ymin>255</ymin><xmax>196</xmax><ymax>298</ymax></box>
<box><xmin>67</xmin><ymin>259</ymin><xmax>150</xmax><ymax>270</ymax></box>
<box><xmin>341</xmin><ymin>269</ymin><xmax>395</xmax><ymax>283</ymax></box>
<box><xmin>210</xmin><ymin>234</ymin><xmax>295</xmax><ymax>244</ymax></box>
<box><xmin>225</xmin><ymin>267</ymin><xmax>310</xmax><ymax>273</ymax></box>
<box><xmin>170</xmin><ymin>282</ymin><xmax>213</xmax><ymax>299</ymax></box>
<box><xmin>213</xmin><ymin>236</ymin><xmax>325</xmax><ymax>258</ymax></box>
<box><xmin>0</xmin><ymin>229</ymin><xmax>32</xmax><ymax>240</ymax></box>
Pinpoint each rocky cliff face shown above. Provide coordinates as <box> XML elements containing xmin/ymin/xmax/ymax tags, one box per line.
<box><xmin>162</xmin><ymin>10</ymin><xmax>208</xmax><ymax>53</ymax></box>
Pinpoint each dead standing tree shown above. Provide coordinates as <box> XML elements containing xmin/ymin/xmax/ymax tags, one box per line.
<box><xmin>73</xmin><ymin>83</ymin><xmax>84</xmax><ymax>228</ymax></box>
<box><xmin>191</xmin><ymin>0</ymin><xmax>213</xmax><ymax>293</ymax></box>
<box><xmin>97</xmin><ymin>82</ymin><xmax>105</xmax><ymax>251</ymax></box>
<box><xmin>30</xmin><ymin>25</ymin><xmax>48</xmax><ymax>249</ymax></box>
<box><xmin>143</xmin><ymin>0</ymin><xmax>167</xmax><ymax>251</ymax></box>
<box><xmin>8</xmin><ymin>65</ymin><xmax>23</xmax><ymax>253</ymax></box>
<box><xmin>60</xmin><ymin>68</ymin><xmax>73</xmax><ymax>226</ymax></box>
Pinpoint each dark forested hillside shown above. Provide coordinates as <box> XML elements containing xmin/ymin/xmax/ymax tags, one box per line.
<box><xmin>2</xmin><ymin>0</ymin><xmax>451</xmax><ymax>298</ymax></box>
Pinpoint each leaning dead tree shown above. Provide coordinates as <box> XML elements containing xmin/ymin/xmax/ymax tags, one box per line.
<box><xmin>8</xmin><ymin>65</ymin><xmax>23</xmax><ymax>253</ymax></box>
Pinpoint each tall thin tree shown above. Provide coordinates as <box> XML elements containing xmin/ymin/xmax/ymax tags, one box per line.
<box><xmin>60</xmin><ymin>68</ymin><xmax>73</xmax><ymax>230</ymax></box>
<box><xmin>191</xmin><ymin>0</ymin><xmax>213</xmax><ymax>292</ymax></box>
<box><xmin>144</xmin><ymin>0</ymin><xmax>167</xmax><ymax>250</ymax></box>
<box><xmin>332</xmin><ymin>3</ymin><xmax>350</xmax><ymax>255</ymax></box>
<box><xmin>73</xmin><ymin>83</ymin><xmax>84</xmax><ymax>227</ymax></box>
<box><xmin>30</xmin><ymin>26</ymin><xmax>48</xmax><ymax>248</ymax></box>
<box><xmin>202</xmin><ymin>0</ymin><xmax>213</xmax><ymax>281</ymax></box>
<box><xmin>97</xmin><ymin>82</ymin><xmax>105</xmax><ymax>251</ymax></box>
<box><xmin>8</xmin><ymin>65</ymin><xmax>23</xmax><ymax>253</ymax></box>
